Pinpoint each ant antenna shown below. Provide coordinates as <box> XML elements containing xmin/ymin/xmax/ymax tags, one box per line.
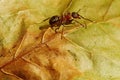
<box><xmin>77</xmin><ymin>8</ymin><xmax>93</xmax><ymax>22</ymax></box>
<box><xmin>63</xmin><ymin>0</ymin><xmax>73</xmax><ymax>15</ymax></box>
<box><xmin>73</xmin><ymin>19</ymin><xmax>85</xmax><ymax>27</ymax></box>
<box><xmin>77</xmin><ymin>8</ymin><xmax>81</xmax><ymax>13</ymax></box>
<box><xmin>79</xmin><ymin>15</ymin><xmax>93</xmax><ymax>22</ymax></box>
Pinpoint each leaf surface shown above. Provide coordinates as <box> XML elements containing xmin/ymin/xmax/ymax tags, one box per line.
<box><xmin>0</xmin><ymin>0</ymin><xmax>120</xmax><ymax>80</ymax></box>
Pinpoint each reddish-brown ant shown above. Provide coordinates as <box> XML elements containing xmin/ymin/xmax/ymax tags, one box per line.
<box><xmin>39</xmin><ymin>0</ymin><xmax>94</xmax><ymax>32</ymax></box>
<box><xmin>39</xmin><ymin>10</ymin><xmax>93</xmax><ymax>44</ymax></box>
<box><xmin>48</xmin><ymin>10</ymin><xmax>93</xmax><ymax>32</ymax></box>
<box><xmin>40</xmin><ymin>8</ymin><xmax>93</xmax><ymax>33</ymax></box>
<box><xmin>39</xmin><ymin>0</ymin><xmax>93</xmax><ymax>43</ymax></box>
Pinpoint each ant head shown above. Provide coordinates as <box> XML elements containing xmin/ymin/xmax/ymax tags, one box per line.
<box><xmin>49</xmin><ymin>15</ymin><xmax>60</xmax><ymax>25</ymax></box>
<box><xmin>72</xmin><ymin>12</ymin><xmax>80</xmax><ymax>19</ymax></box>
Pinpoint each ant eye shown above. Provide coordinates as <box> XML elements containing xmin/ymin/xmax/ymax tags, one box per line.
<box><xmin>72</xmin><ymin>12</ymin><xmax>80</xmax><ymax>18</ymax></box>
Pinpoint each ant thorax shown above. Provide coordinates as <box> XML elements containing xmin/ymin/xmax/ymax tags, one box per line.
<box><xmin>61</xmin><ymin>12</ymin><xmax>73</xmax><ymax>25</ymax></box>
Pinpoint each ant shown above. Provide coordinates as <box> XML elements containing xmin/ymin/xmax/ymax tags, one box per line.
<box><xmin>39</xmin><ymin>0</ymin><xmax>93</xmax><ymax>43</ymax></box>
<box><xmin>40</xmin><ymin>8</ymin><xmax>93</xmax><ymax>33</ymax></box>
<box><xmin>49</xmin><ymin>10</ymin><xmax>93</xmax><ymax>32</ymax></box>
<box><xmin>39</xmin><ymin>0</ymin><xmax>94</xmax><ymax>33</ymax></box>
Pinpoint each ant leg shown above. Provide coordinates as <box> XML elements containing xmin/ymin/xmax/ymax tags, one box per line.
<box><xmin>62</xmin><ymin>0</ymin><xmax>73</xmax><ymax>15</ymax></box>
<box><xmin>52</xmin><ymin>26</ymin><xmax>64</xmax><ymax>39</ymax></box>
<box><xmin>84</xmin><ymin>21</ymin><xmax>87</xmax><ymax>29</ymax></box>
<box><xmin>55</xmin><ymin>28</ymin><xmax>59</xmax><ymax>33</ymax></box>
<box><xmin>54</xmin><ymin>26</ymin><xmax>60</xmax><ymax>33</ymax></box>
<box><xmin>42</xmin><ymin>17</ymin><xmax>50</xmax><ymax>22</ymax></box>
<box><xmin>60</xmin><ymin>25</ymin><xmax>65</xmax><ymax>39</ymax></box>
<box><xmin>36</xmin><ymin>17</ymin><xmax>50</xmax><ymax>25</ymax></box>
<box><xmin>77</xmin><ymin>8</ymin><xmax>81</xmax><ymax>13</ymax></box>
<box><xmin>79</xmin><ymin>15</ymin><xmax>93</xmax><ymax>22</ymax></box>
<box><xmin>73</xmin><ymin>19</ymin><xmax>85</xmax><ymax>28</ymax></box>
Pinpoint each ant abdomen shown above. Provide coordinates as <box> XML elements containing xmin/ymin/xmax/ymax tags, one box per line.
<box><xmin>49</xmin><ymin>15</ymin><xmax>61</xmax><ymax>26</ymax></box>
